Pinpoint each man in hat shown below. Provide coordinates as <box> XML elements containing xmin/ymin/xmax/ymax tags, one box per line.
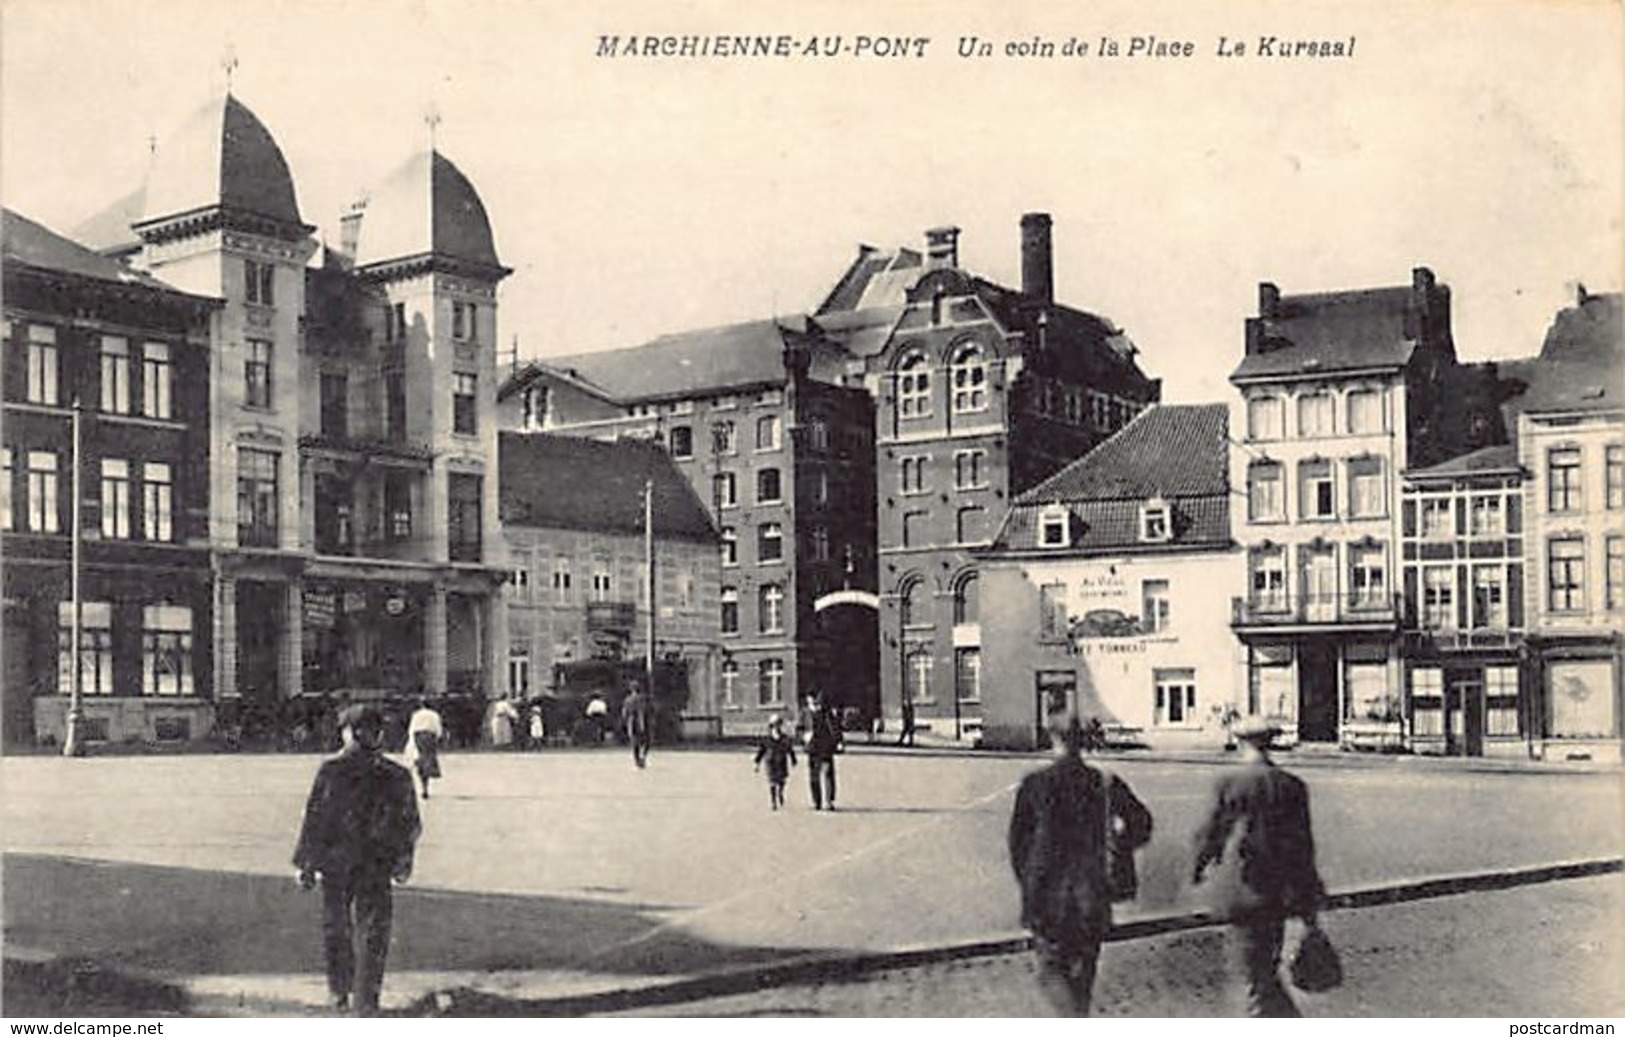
<box><xmin>804</xmin><ymin>693</ymin><xmax>844</xmax><ymax>810</ymax></box>
<box><xmin>1008</xmin><ymin>710</ymin><xmax>1154</xmax><ymax>1016</ymax></box>
<box><xmin>293</xmin><ymin>703</ymin><xmax>422</xmax><ymax>1016</ymax></box>
<box><xmin>1192</xmin><ymin>715</ymin><xmax>1325</xmax><ymax>1017</ymax></box>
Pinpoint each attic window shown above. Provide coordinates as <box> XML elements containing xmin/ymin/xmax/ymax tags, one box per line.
<box><xmin>1039</xmin><ymin>504</ymin><xmax>1070</xmax><ymax>549</ymax></box>
<box><xmin>1140</xmin><ymin>498</ymin><xmax>1172</xmax><ymax>543</ymax></box>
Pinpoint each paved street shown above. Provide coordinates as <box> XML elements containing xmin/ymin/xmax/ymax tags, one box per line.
<box><xmin>3</xmin><ymin>744</ymin><xmax>1621</xmax><ymax>1014</ymax></box>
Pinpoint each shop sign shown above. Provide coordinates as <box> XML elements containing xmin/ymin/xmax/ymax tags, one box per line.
<box><xmin>304</xmin><ymin>589</ymin><xmax>336</xmax><ymax>629</ymax></box>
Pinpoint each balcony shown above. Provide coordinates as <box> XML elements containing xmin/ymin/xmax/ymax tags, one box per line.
<box><xmin>1231</xmin><ymin>592</ymin><xmax>1407</xmax><ymax>631</ymax></box>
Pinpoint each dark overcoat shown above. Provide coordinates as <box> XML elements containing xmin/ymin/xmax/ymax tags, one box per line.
<box><xmin>1192</xmin><ymin>759</ymin><xmax>1324</xmax><ymax>920</ymax></box>
<box><xmin>293</xmin><ymin>746</ymin><xmax>422</xmax><ymax>880</ymax></box>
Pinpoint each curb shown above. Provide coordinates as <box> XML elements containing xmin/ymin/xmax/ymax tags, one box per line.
<box><xmin>416</xmin><ymin>855</ymin><xmax>1625</xmax><ymax>1017</ymax></box>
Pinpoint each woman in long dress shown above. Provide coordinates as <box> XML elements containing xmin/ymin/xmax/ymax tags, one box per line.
<box><xmin>405</xmin><ymin>699</ymin><xmax>444</xmax><ymax>799</ymax></box>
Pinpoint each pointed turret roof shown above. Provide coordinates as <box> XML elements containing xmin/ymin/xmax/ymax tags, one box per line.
<box><xmin>351</xmin><ymin>150</ymin><xmax>509</xmax><ymax>281</ymax></box>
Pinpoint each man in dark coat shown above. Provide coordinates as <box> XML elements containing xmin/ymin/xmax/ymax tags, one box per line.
<box><xmin>621</xmin><ymin>684</ymin><xmax>652</xmax><ymax>768</ymax></box>
<box><xmin>293</xmin><ymin>704</ymin><xmax>422</xmax><ymax>1016</ymax></box>
<box><xmin>805</xmin><ymin>694</ymin><xmax>844</xmax><ymax>810</ymax></box>
<box><xmin>1008</xmin><ymin>712</ymin><xmax>1153</xmax><ymax>1016</ymax></box>
<box><xmin>1192</xmin><ymin>716</ymin><xmax>1326</xmax><ymax>1017</ymax></box>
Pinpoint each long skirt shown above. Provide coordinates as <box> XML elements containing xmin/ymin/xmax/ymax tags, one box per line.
<box><xmin>411</xmin><ymin>731</ymin><xmax>441</xmax><ymax>780</ymax></box>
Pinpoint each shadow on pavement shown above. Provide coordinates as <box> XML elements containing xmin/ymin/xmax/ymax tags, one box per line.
<box><xmin>3</xmin><ymin>852</ymin><xmax>835</xmax><ymax>1011</ymax></box>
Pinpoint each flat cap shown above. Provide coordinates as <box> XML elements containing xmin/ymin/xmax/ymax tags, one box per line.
<box><xmin>337</xmin><ymin>703</ymin><xmax>384</xmax><ymax>731</ymax></box>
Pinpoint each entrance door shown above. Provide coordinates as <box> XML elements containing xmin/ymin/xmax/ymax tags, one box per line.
<box><xmin>1035</xmin><ymin>671</ymin><xmax>1077</xmax><ymax>746</ymax></box>
<box><xmin>1297</xmin><ymin>639</ymin><xmax>1339</xmax><ymax>742</ymax></box>
<box><xmin>1446</xmin><ymin>673</ymin><xmax>1485</xmax><ymax>756</ymax></box>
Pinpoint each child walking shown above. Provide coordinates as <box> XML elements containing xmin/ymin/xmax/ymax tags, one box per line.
<box><xmin>753</xmin><ymin>715</ymin><xmax>797</xmax><ymax>811</ymax></box>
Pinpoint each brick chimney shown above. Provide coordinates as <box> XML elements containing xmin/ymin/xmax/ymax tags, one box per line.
<box><xmin>334</xmin><ymin>198</ymin><xmax>367</xmax><ymax>269</ymax></box>
<box><xmin>1258</xmin><ymin>281</ymin><xmax>1281</xmax><ymax>318</ymax></box>
<box><xmin>1020</xmin><ymin>212</ymin><xmax>1053</xmax><ymax>304</ymax></box>
<box><xmin>925</xmin><ymin>226</ymin><xmax>960</xmax><ymax>270</ymax></box>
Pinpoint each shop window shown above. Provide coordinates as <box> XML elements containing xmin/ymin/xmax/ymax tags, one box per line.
<box><xmin>58</xmin><ymin>602</ymin><xmax>114</xmax><ymax>696</ymax></box>
<box><xmin>1485</xmin><ymin>665</ymin><xmax>1520</xmax><ymax>737</ymax></box>
<box><xmin>142</xmin><ymin>605</ymin><xmax>194</xmax><ymax>696</ymax></box>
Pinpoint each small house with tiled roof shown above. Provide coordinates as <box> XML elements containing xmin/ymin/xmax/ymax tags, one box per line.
<box><xmin>972</xmin><ymin>403</ymin><xmax>1241</xmax><ymax>751</ymax></box>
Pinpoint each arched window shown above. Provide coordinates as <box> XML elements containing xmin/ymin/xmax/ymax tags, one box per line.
<box><xmin>950</xmin><ymin>343</ymin><xmax>988</xmax><ymax>413</ymax></box>
<box><xmin>759</xmin><ymin>583</ymin><xmax>785</xmax><ymax>633</ymax></box>
<box><xmin>900</xmin><ymin>577</ymin><xmax>932</xmax><ymax>628</ymax></box>
<box><xmin>953</xmin><ymin>572</ymin><xmax>980</xmax><ymax>624</ymax></box>
<box><xmin>898</xmin><ymin>352</ymin><xmax>931</xmax><ymax>418</ymax></box>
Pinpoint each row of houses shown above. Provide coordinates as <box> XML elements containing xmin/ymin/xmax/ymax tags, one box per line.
<box><xmin>3</xmin><ymin>86</ymin><xmax>1620</xmax><ymax>761</ymax></box>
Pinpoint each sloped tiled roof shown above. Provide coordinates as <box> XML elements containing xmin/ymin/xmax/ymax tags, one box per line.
<box><xmin>544</xmin><ymin>318</ymin><xmax>814</xmax><ymax>402</ymax></box>
<box><xmin>499</xmin><ymin>433</ymin><xmax>716</xmax><ymax>541</ymax></box>
<box><xmin>2</xmin><ymin>208</ymin><xmax>208</xmax><ymax>300</ymax></box>
<box><xmin>71</xmin><ymin>184</ymin><xmax>147</xmax><ymax>254</ymax></box>
<box><xmin>992</xmin><ymin>404</ymin><xmax>1231</xmax><ymax>555</ymax></box>
<box><xmin>1515</xmin><ymin>292</ymin><xmax>1624</xmax><ymax>416</ymax></box>
<box><xmin>1231</xmin><ymin>286</ymin><xmax>1418</xmax><ymax>381</ymax></box>
<box><xmin>1405</xmin><ymin>444</ymin><xmax>1522</xmax><ymax>480</ymax></box>
<box><xmin>1019</xmin><ymin>403</ymin><xmax>1230</xmax><ymax>502</ymax></box>
<box><xmin>139</xmin><ymin>93</ymin><xmax>306</xmax><ymax>232</ymax></box>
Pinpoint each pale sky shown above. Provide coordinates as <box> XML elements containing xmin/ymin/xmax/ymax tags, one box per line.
<box><xmin>3</xmin><ymin>0</ymin><xmax>1620</xmax><ymax>404</ymax></box>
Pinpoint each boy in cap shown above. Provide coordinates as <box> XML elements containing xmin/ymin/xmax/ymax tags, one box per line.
<box><xmin>293</xmin><ymin>703</ymin><xmax>422</xmax><ymax>1016</ymax></box>
<box><xmin>1192</xmin><ymin>715</ymin><xmax>1325</xmax><ymax>1017</ymax></box>
<box><xmin>752</xmin><ymin>714</ymin><xmax>797</xmax><ymax>810</ymax></box>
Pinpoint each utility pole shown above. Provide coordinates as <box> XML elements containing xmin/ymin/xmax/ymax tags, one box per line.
<box><xmin>644</xmin><ymin>479</ymin><xmax>655</xmax><ymax>698</ymax></box>
<box><xmin>62</xmin><ymin>399</ymin><xmax>84</xmax><ymax>757</ymax></box>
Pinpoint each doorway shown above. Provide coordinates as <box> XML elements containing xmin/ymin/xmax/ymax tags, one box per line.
<box><xmin>1445</xmin><ymin>672</ymin><xmax>1485</xmax><ymax>756</ymax></box>
<box><xmin>1297</xmin><ymin>639</ymin><xmax>1339</xmax><ymax>742</ymax></box>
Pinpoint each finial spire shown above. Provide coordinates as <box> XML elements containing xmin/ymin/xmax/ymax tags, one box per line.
<box><xmin>424</xmin><ymin>102</ymin><xmax>442</xmax><ymax>151</ymax></box>
<box><xmin>221</xmin><ymin>45</ymin><xmax>239</xmax><ymax>94</ymax></box>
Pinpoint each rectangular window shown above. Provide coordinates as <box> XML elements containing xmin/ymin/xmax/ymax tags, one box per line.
<box><xmin>759</xmin><ymin>584</ymin><xmax>785</xmax><ymax>633</ymax></box>
<box><xmin>27</xmin><ymin>325</ymin><xmax>59</xmax><ymax>405</ymax></box>
<box><xmin>713</xmin><ymin>472</ymin><xmax>737</xmax><ymax>508</ymax></box>
<box><xmin>142</xmin><ymin>342</ymin><xmax>173</xmax><ymax>419</ymax></box>
<box><xmin>757</xmin><ymin>467</ymin><xmax>782</xmax><ymax>504</ymax></box>
<box><xmin>453</xmin><ymin>301</ymin><xmax>478</xmax><ymax>342</ymax></box>
<box><xmin>1607</xmin><ymin>446</ymin><xmax>1624</xmax><ymax>510</ymax></box>
<box><xmin>553</xmin><ymin>556</ymin><xmax>573</xmax><ymax>602</ymax></box>
<box><xmin>1039</xmin><ymin>506</ymin><xmax>1069</xmax><ymax>548</ymax></box>
<box><xmin>955</xmin><ymin>449</ymin><xmax>987</xmax><ymax>489</ymax></box>
<box><xmin>1423</xmin><ymin>566</ymin><xmax>1455</xmax><ymax>629</ymax></box>
<box><xmin>1349</xmin><ymin>545</ymin><xmax>1387</xmax><ymax>608</ymax></box>
<box><xmin>902</xmin><ymin>510</ymin><xmax>929</xmax><ymax>549</ymax></box>
<box><xmin>237</xmin><ymin>449</ymin><xmax>279</xmax><ymax>546</ymax></box>
<box><xmin>1</xmin><ymin>448</ymin><xmax>11</xmax><ymax>531</ymax></box>
<box><xmin>711</xmin><ymin>420</ymin><xmax>738</xmax><ymax>455</ymax></box>
<box><xmin>453</xmin><ymin>372</ymin><xmax>478</xmax><ymax>435</ymax></box>
<box><xmin>244</xmin><ymin>340</ymin><xmax>273</xmax><ymax>409</ymax></box>
<box><xmin>811</xmin><ymin>525</ymin><xmax>831</xmax><ymax>561</ymax></box>
<box><xmin>100</xmin><ymin>336</ymin><xmax>131</xmax><ymax>414</ymax></box>
<box><xmin>1421</xmin><ymin>498</ymin><xmax>1454</xmax><ymax>539</ymax></box>
<box><xmin>1251</xmin><ymin>548</ymin><xmax>1286</xmax><ymax>611</ymax></box>
<box><xmin>1154</xmin><ymin>668</ymin><xmax>1197</xmax><ymax>726</ymax></box>
<box><xmin>58</xmin><ymin>602</ymin><xmax>114</xmax><ymax>696</ymax></box>
<box><xmin>590</xmin><ymin>562</ymin><xmax>612</xmax><ymax>602</ymax></box>
<box><xmin>1547</xmin><ymin>447</ymin><xmax>1582</xmax><ymax>512</ymax></box>
<box><xmin>669</xmin><ymin>426</ymin><xmax>693</xmax><ymax>459</ymax></box>
<box><xmin>720</xmin><ymin>527</ymin><xmax>738</xmax><ymax>567</ymax></box>
<box><xmin>755</xmin><ymin>414</ymin><xmax>781</xmax><ymax>451</ymax></box>
<box><xmin>448</xmin><ymin>473</ymin><xmax>483</xmax><ymax>562</ymax></box>
<box><xmin>954</xmin><ymin>647</ymin><xmax>981</xmax><ymax>703</ymax></box>
<box><xmin>1141</xmin><ymin>579</ymin><xmax>1171</xmax><ymax>633</ymax></box>
<box><xmin>100</xmin><ymin>459</ymin><xmax>131</xmax><ymax>539</ymax></box>
<box><xmin>27</xmin><ymin>451</ymin><xmax>59</xmax><ymax>534</ymax></box>
<box><xmin>508</xmin><ymin>653</ymin><xmax>531</xmax><ymax>697</ymax></box>
<box><xmin>1297</xmin><ymin>393</ymin><xmax>1333</xmax><ymax>437</ymax></box>
<box><xmin>1039</xmin><ymin>582</ymin><xmax>1068</xmax><ymax>638</ymax></box>
<box><xmin>142</xmin><ymin>605</ymin><xmax>193</xmax><ymax>696</ymax></box>
<box><xmin>1347</xmin><ymin>389</ymin><xmax>1384</xmax><ymax>434</ymax></box>
<box><xmin>1247</xmin><ymin>396</ymin><xmax>1283</xmax><ymax>441</ymax></box>
<box><xmin>385</xmin><ymin>370</ymin><xmax>407</xmax><ymax>441</ymax></box>
<box><xmin>384</xmin><ymin>472</ymin><xmax>413</xmax><ymax>541</ymax></box>
<box><xmin>900</xmin><ymin>456</ymin><xmax>929</xmax><ymax>495</ymax></box>
<box><xmin>907</xmin><ymin>647</ymin><xmax>933</xmax><ymax>704</ymax></box>
<box><xmin>1469</xmin><ymin>495</ymin><xmax>1504</xmax><ymax>537</ymax></box>
<box><xmin>1299</xmin><ymin>460</ymin><xmax>1335</xmax><ymax>519</ymax></box>
<box><xmin>1548</xmin><ymin>538</ymin><xmax>1585</xmax><ymax>612</ymax></box>
<box><xmin>1608</xmin><ymin>536</ymin><xmax>1624</xmax><ymax>610</ymax></box>
<box><xmin>956</xmin><ymin>506</ymin><xmax>986</xmax><ymax>545</ymax></box>
<box><xmin>721</xmin><ymin>662</ymin><xmax>739</xmax><ymax>706</ymax></box>
<box><xmin>1139</xmin><ymin>503</ymin><xmax>1171</xmax><ymax>542</ymax></box>
<box><xmin>758</xmin><ymin>659</ymin><xmax>784</xmax><ymax>706</ymax></box>
<box><xmin>1248</xmin><ymin>463</ymin><xmax>1284</xmax><ymax>522</ymax></box>
<box><xmin>1485</xmin><ymin>665</ymin><xmax>1520</xmax><ymax>737</ymax></box>
<box><xmin>245</xmin><ymin>260</ymin><xmax>274</xmax><ymax>305</ymax></box>
<box><xmin>1472</xmin><ymin>565</ymin><xmax>1506</xmax><ymax>628</ymax></box>
<box><xmin>385</xmin><ymin>302</ymin><xmax>407</xmax><ymax>343</ymax></box>
<box><xmin>720</xmin><ymin>588</ymin><xmax>740</xmax><ymax>634</ymax></box>
<box><xmin>1347</xmin><ymin>458</ymin><xmax>1386</xmax><ymax>519</ymax></box>
<box><xmin>758</xmin><ymin>522</ymin><xmax>784</xmax><ymax>563</ymax></box>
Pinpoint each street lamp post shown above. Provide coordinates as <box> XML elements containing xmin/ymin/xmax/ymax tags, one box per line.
<box><xmin>62</xmin><ymin>398</ymin><xmax>84</xmax><ymax>757</ymax></box>
<box><xmin>644</xmin><ymin>478</ymin><xmax>655</xmax><ymax>700</ymax></box>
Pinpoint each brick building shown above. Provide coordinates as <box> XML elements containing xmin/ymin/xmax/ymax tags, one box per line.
<box><xmin>499</xmin><ymin>319</ymin><xmax>877</xmax><ymax>734</ymax></box>
<box><xmin>3</xmin><ymin>209</ymin><xmax>220</xmax><ymax>746</ymax></box>
<box><xmin>815</xmin><ymin>215</ymin><xmax>1160</xmax><ymax>740</ymax></box>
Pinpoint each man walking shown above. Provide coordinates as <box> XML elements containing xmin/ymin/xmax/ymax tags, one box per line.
<box><xmin>1192</xmin><ymin>716</ymin><xmax>1326</xmax><ymax>1017</ymax></box>
<box><xmin>805</xmin><ymin>694</ymin><xmax>844</xmax><ymax>810</ymax></box>
<box><xmin>1008</xmin><ymin>711</ymin><xmax>1153</xmax><ymax>1016</ymax></box>
<box><xmin>293</xmin><ymin>704</ymin><xmax>422</xmax><ymax>1016</ymax></box>
<box><xmin>621</xmin><ymin>683</ymin><xmax>652</xmax><ymax>768</ymax></box>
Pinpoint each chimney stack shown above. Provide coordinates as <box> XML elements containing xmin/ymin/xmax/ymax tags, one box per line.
<box><xmin>1258</xmin><ymin>282</ymin><xmax>1281</xmax><ymax>318</ymax></box>
<box><xmin>336</xmin><ymin>198</ymin><xmax>367</xmax><ymax>268</ymax></box>
<box><xmin>1020</xmin><ymin>212</ymin><xmax>1053</xmax><ymax>305</ymax></box>
<box><xmin>925</xmin><ymin>226</ymin><xmax>960</xmax><ymax>270</ymax></box>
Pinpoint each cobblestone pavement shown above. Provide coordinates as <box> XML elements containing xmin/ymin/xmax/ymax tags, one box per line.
<box><xmin>619</xmin><ymin>874</ymin><xmax>1625</xmax><ymax>1017</ymax></box>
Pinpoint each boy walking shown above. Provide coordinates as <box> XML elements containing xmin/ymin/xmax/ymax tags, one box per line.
<box><xmin>753</xmin><ymin>715</ymin><xmax>797</xmax><ymax>810</ymax></box>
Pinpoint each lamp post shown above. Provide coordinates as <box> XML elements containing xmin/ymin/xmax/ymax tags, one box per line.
<box><xmin>644</xmin><ymin>478</ymin><xmax>655</xmax><ymax>700</ymax></box>
<box><xmin>62</xmin><ymin>397</ymin><xmax>84</xmax><ymax>757</ymax></box>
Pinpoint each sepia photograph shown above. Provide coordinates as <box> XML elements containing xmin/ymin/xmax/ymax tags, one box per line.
<box><xmin>1</xmin><ymin>0</ymin><xmax>1621</xmax><ymax>1022</ymax></box>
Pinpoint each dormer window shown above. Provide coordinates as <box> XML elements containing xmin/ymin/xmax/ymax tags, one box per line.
<box><xmin>1140</xmin><ymin>497</ymin><xmax>1172</xmax><ymax>543</ymax></box>
<box><xmin>1039</xmin><ymin>504</ymin><xmax>1070</xmax><ymax>549</ymax></box>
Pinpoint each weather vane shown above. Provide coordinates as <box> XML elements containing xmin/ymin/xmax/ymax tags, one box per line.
<box><xmin>221</xmin><ymin>45</ymin><xmax>239</xmax><ymax>93</ymax></box>
<box><xmin>424</xmin><ymin>103</ymin><xmax>442</xmax><ymax>150</ymax></box>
